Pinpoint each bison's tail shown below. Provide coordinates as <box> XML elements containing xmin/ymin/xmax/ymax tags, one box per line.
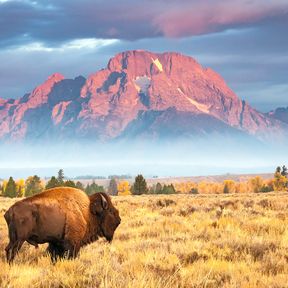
<box><xmin>4</xmin><ymin>209</ymin><xmax>17</xmax><ymax>243</ymax></box>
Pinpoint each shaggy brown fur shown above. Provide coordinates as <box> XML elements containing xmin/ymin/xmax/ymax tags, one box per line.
<box><xmin>4</xmin><ymin>187</ymin><xmax>121</xmax><ymax>263</ymax></box>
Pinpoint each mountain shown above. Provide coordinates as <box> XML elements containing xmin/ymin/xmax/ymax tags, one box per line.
<box><xmin>0</xmin><ymin>50</ymin><xmax>287</xmax><ymax>142</ymax></box>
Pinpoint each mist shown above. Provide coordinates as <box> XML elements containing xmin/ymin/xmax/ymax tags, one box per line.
<box><xmin>0</xmin><ymin>135</ymin><xmax>285</xmax><ymax>179</ymax></box>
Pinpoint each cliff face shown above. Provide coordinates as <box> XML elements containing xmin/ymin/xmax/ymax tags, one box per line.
<box><xmin>0</xmin><ymin>50</ymin><xmax>286</xmax><ymax>142</ymax></box>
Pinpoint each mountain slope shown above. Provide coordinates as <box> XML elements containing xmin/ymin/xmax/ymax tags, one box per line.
<box><xmin>0</xmin><ymin>50</ymin><xmax>286</xmax><ymax>142</ymax></box>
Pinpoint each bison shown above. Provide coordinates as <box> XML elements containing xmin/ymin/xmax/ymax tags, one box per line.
<box><xmin>4</xmin><ymin>187</ymin><xmax>121</xmax><ymax>263</ymax></box>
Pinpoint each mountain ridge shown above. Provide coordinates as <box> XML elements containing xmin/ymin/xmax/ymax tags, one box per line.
<box><xmin>0</xmin><ymin>50</ymin><xmax>287</xmax><ymax>142</ymax></box>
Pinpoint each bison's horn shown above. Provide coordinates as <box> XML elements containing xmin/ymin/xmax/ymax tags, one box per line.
<box><xmin>100</xmin><ymin>194</ymin><xmax>108</xmax><ymax>210</ymax></box>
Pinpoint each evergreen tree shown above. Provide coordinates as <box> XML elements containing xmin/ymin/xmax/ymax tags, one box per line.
<box><xmin>57</xmin><ymin>169</ymin><xmax>65</xmax><ymax>186</ymax></box>
<box><xmin>25</xmin><ymin>175</ymin><xmax>43</xmax><ymax>197</ymax></box>
<box><xmin>64</xmin><ymin>180</ymin><xmax>76</xmax><ymax>188</ymax></box>
<box><xmin>85</xmin><ymin>182</ymin><xmax>105</xmax><ymax>195</ymax></box>
<box><xmin>85</xmin><ymin>184</ymin><xmax>91</xmax><ymax>195</ymax></box>
<box><xmin>260</xmin><ymin>185</ymin><xmax>273</xmax><ymax>193</ymax></box>
<box><xmin>162</xmin><ymin>184</ymin><xmax>176</xmax><ymax>194</ymax></box>
<box><xmin>132</xmin><ymin>174</ymin><xmax>148</xmax><ymax>195</ymax></box>
<box><xmin>155</xmin><ymin>182</ymin><xmax>163</xmax><ymax>194</ymax></box>
<box><xmin>76</xmin><ymin>181</ymin><xmax>85</xmax><ymax>191</ymax></box>
<box><xmin>4</xmin><ymin>177</ymin><xmax>17</xmax><ymax>198</ymax></box>
<box><xmin>91</xmin><ymin>182</ymin><xmax>105</xmax><ymax>193</ymax></box>
<box><xmin>108</xmin><ymin>178</ymin><xmax>118</xmax><ymax>196</ymax></box>
<box><xmin>281</xmin><ymin>165</ymin><xmax>288</xmax><ymax>177</ymax></box>
<box><xmin>45</xmin><ymin>176</ymin><xmax>59</xmax><ymax>189</ymax></box>
<box><xmin>168</xmin><ymin>184</ymin><xmax>176</xmax><ymax>194</ymax></box>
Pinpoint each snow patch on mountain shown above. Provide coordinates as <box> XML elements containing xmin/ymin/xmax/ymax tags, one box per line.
<box><xmin>151</xmin><ymin>58</ymin><xmax>163</xmax><ymax>72</ymax></box>
<box><xmin>177</xmin><ymin>88</ymin><xmax>210</xmax><ymax>114</ymax></box>
<box><xmin>134</xmin><ymin>76</ymin><xmax>151</xmax><ymax>94</ymax></box>
<box><xmin>52</xmin><ymin>101</ymin><xmax>71</xmax><ymax>125</ymax></box>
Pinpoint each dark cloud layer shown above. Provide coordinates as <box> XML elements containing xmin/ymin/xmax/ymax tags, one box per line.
<box><xmin>0</xmin><ymin>0</ymin><xmax>288</xmax><ymax>47</ymax></box>
<box><xmin>0</xmin><ymin>0</ymin><xmax>287</xmax><ymax>111</ymax></box>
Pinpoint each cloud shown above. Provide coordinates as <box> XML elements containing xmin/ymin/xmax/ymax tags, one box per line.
<box><xmin>0</xmin><ymin>0</ymin><xmax>287</xmax><ymax>112</ymax></box>
<box><xmin>0</xmin><ymin>0</ymin><xmax>288</xmax><ymax>48</ymax></box>
<box><xmin>153</xmin><ymin>0</ymin><xmax>288</xmax><ymax>37</ymax></box>
<box><xmin>17</xmin><ymin>38</ymin><xmax>119</xmax><ymax>52</ymax></box>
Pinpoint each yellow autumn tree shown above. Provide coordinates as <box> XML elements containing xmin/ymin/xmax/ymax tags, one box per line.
<box><xmin>248</xmin><ymin>176</ymin><xmax>264</xmax><ymax>193</ymax></box>
<box><xmin>198</xmin><ymin>181</ymin><xmax>210</xmax><ymax>194</ymax></box>
<box><xmin>174</xmin><ymin>181</ymin><xmax>197</xmax><ymax>193</ymax></box>
<box><xmin>1</xmin><ymin>179</ymin><xmax>8</xmax><ymax>196</ymax></box>
<box><xmin>117</xmin><ymin>180</ymin><xmax>131</xmax><ymax>196</ymax></box>
<box><xmin>16</xmin><ymin>179</ymin><xmax>25</xmax><ymax>197</ymax></box>
<box><xmin>235</xmin><ymin>182</ymin><xmax>248</xmax><ymax>193</ymax></box>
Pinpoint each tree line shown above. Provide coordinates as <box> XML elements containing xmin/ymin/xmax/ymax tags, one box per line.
<box><xmin>0</xmin><ymin>166</ymin><xmax>287</xmax><ymax>198</ymax></box>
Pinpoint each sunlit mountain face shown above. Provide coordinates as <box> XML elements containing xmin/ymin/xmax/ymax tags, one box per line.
<box><xmin>0</xmin><ymin>51</ymin><xmax>287</xmax><ymax>143</ymax></box>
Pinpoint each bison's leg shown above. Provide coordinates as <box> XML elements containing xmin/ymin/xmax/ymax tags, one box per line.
<box><xmin>5</xmin><ymin>242</ymin><xmax>13</xmax><ymax>263</ymax></box>
<box><xmin>47</xmin><ymin>242</ymin><xmax>65</xmax><ymax>263</ymax></box>
<box><xmin>5</xmin><ymin>240</ymin><xmax>24</xmax><ymax>263</ymax></box>
<box><xmin>63</xmin><ymin>241</ymin><xmax>80</xmax><ymax>259</ymax></box>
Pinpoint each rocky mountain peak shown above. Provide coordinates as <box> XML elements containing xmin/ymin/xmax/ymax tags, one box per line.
<box><xmin>0</xmin><ymin>50</ymin><xmax>287</xmax><ymax>142</ymax></box>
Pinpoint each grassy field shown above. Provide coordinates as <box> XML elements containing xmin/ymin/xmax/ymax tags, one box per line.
<box><xmin>0</xmin><ymin>192</ymin><xmax>287</xmax><ymax>288</ymax></box>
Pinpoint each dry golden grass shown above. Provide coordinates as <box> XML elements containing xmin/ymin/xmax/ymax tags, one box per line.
<box><xmin>0</xmin><ymin>193</ymin><xmax>288</xmax><ymax>288</ymax></box>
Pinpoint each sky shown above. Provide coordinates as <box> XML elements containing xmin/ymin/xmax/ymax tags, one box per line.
<box><xmin>0</xmin><ymin>0</ymin><xmax>288</xmax><ymax>112</ymax></box>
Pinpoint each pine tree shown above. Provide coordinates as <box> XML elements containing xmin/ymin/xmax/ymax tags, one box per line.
<box><xmin>161</xmin><ymin>184</ymin><xmax>176</xmax><ymax>194</ymax></box>
<box><xmin>85</xmin><ymin>184</ymin><xmax>91</xmax><ymax>195</ymax></box>
<box><xmin>132</xmin><ymin>174</ymin><xmax>148</xmax><ymax>195</ymax></box>
<box><xmin>168</xmin><ymin>184</ymin><xmax>176</xmax><ymax>194</ymax></box>
<box><xmin>45</xmin><ymin>176</ymin><xmax>59</xmax><ymax>189</ymax></box>
<box><xmin>281</xmin><ymin>165</ymin><xmax>288</xmax><ymax>177</ymax></box>
<box><xmin>64</xmin><ymin>180</ymin><xmax>76</xmax><ymax>188</ymax></box>
<box><xmin>85</xmin><ymin>182</ymin><xmax>105</xmax><ymax>195</ymax></box>
<box><xmin>76</xmin><ymin>181</ymin><xmax>85</xmax><ymax>191</ymax></box>
<box><xmin>4</xmin><ymin>177</ymin><xmax>17</xmax><ymax>198</ymax></box>
<box><xmin>57</xmin><ymin>169</ymin><xmax>65</xmax><ymax>186</ymax></box>
<box><xmin>108</xmin><ymin>178</ymin><xmax>118</xmax><ymax>196</ymax></box>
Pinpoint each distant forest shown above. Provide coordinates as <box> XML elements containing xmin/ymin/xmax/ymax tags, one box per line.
<box><xmin>0</xmin><ymin>166</ymin><xmax>287</xmax><ymax>198</ymax></box>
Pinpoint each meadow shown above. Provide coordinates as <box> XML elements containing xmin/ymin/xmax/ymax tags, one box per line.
<box><xmin>0</xmin><ymin>192</ymin><xmax>287</xmax><ymax>288</ymax></box>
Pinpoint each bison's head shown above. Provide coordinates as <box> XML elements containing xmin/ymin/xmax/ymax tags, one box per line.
<box><xmin>89</xmin><ymin>193</ymin><xmax>121</xmax><ymax>242</ymax></box>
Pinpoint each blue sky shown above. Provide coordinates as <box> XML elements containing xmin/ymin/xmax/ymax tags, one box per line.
<box><xmin>0</xmin><ymin>0</ymin><xmax>288</xmax><ymax>112</ymax></box>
